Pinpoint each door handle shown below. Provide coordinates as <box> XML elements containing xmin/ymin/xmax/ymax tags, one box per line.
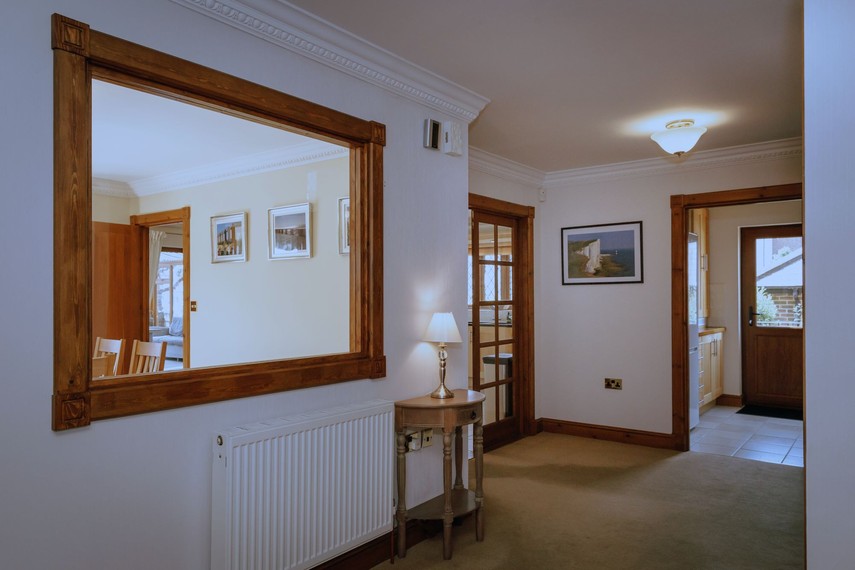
<box><xmin>748</xmin><ymin>305</ymin><xmax>761</xmax><ymax>326</ymax></box>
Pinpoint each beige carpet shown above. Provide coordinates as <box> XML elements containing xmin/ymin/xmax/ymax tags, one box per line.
<box><xmin>383</xmin><ymin>432</ymin><xmax>804</xmax><ymax>569</ymax></box>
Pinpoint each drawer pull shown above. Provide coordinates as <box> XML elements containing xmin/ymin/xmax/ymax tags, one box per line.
<box><xmin>470</xmin><ymin>410</ymin><xmax>477</xmax><ymax>420</ymax></box>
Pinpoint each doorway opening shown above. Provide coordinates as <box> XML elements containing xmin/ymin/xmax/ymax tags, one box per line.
<box><xmin>670</xmin><ymin>183</ymin><xmax>803</xmax><ymax>452</ymax></box>
<box><xmin>131</xmin><ymin>207</ymin><xmax>191</xmax><ymax>368</ymax></box>
<box><xmin>468</xmin><ymin>194</ymin><xmax>535</xmax><ymax>451</ymax></box>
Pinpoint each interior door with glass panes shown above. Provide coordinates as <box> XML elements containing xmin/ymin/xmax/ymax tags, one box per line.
<box><xmin>469</xmin><ymin>210</ymin><xmax>521</xmax><ymax>447</ymax></box>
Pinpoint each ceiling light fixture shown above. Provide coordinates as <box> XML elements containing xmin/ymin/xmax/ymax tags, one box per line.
<box><xmin>650</xmin><ymin>119</ymin><xmax>707</xmax><ymax>156</ymax></box>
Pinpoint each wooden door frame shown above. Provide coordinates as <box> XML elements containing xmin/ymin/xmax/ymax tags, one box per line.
<box><xmin>130</xmin><ymin>207</ymin><xmax>191</xmax><ymax>367</ymax></box>
<box><xmin>469</xmin><ymin>194</ymin><xmax>537</xmax><ymax>444</ymax></box>
<box><xmin>670</xmin><ymin>184</ymin><xmax>802</xmax><ymax>451</ymax></box>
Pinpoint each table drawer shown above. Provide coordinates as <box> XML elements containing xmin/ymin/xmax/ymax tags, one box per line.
<box><xmin>457</xmin><ymin>405</ymin><xmax>481</xmax><ymax>425</ymax></box>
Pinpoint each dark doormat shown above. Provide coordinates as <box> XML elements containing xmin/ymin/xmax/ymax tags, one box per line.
<box><xmin>737</xmin><ymin>405</ymin><xmax>803</xmax><ymax>421</ymax></box>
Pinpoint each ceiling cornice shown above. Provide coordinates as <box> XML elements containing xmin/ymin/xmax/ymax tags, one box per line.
<box><xmin>471</xmin><ymin>138</ymin><xmax>803</xmax><ymax>190</ymax></box>
<box><xmin>469</xmin><ymin>147</ymin><xmax>545</xmax><ymax>188</ymax></box>
<box><xmin>93</xmin><ymin>178</ymin><xmax>134</xmax><ymax>198</ymax></box>
<box><xmin>543</xmin><ymin>138</ymin><xmax>803</xmax><ymax>189</ymax></box>
<box><xmin>94</xmin><ymin>141</ymin><xmax>347</xmax><ymax>197</ymax></box>
<box><xmin>170</xmin><ymin>0</ymin><xmax>490</xmax><ymax>123</ymax></box>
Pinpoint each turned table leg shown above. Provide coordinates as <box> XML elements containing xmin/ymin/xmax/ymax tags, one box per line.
<box><xmin>396</xmin><ymin>430</ymin><xmax>408</xmax><ymax>558</ymax></box>
<box><xmin>442</xmin><ymin>428</ymin><xmax>454</xmax><ymax>560</ymax></box>
<box><xmin>474</xmin><ymin>419</ymin><xmax>484</xmax><ymax>541</ymax></box>
<box><xmin>454</xmin><ymin>425</ymin><xmax>464</xmax><ymax>490</ymax></box>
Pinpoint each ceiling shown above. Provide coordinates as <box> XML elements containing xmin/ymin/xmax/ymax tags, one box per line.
<box><xmin>285</xmin><ymin>0</ymin><xmax>803</xmax><ymax>172</ymax></box>
<box><xmin>92</xmin><ymin>79</ymin><xmax>343</xmax><ymax>194</ymax></box>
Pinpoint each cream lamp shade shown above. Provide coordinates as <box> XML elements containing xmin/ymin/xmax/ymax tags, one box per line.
<box><xmin>423</xmin><ymin>312</ymin><xmax>463</xmax><ymax>344</ymax></box>
<box><xmin>650</xmin><ymin>119</ymin><xmax>707</xmax><ymax>156</ymax></box>
<box><xmin>423</xmin><ymin>312</ymin><xmax>462</xmax><ymax>398</ymax></box>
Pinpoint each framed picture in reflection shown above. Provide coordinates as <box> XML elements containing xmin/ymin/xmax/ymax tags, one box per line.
<box><xmin>268</xmin><ymin>203</ymin><xmax>311</xmax><ymax>260</ymax></box>
<box><xmin>211</xmin><ymin>212</ymin><xmax>247</xmax><ymax>263</ymax></box>
<box><xmin>338</xmin><ymin>197</ymin><xmax>350</xmax><ymax>255</ymax></box>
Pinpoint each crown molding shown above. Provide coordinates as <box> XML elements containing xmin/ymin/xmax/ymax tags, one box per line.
<box><xmin>94</xmin><ymin>141</ymin><xmax>347</xmax><ymax>197</ymax></box>
<box><xmin>170</xmin><ymin>0</ymin><xmax>489</xmax><ymax>123</ymax></box>
<box><xmin>92</xmin><ymin>178</ymin><xmax>133</xmax><ymax>198</ymax></box>
<box><xmin>469</xmin><ymin>147</ymin><xmax>545</xmax><ymax>188</ymax></box>
<box><xmin>543</xmin><ymin>138</ymin><xmax>803</xmax><ymax>189</ymax></box>
<box><xmin>132</xmin><ymin>141</ymin><xmax>347</xmax><ymax>196</ymax></box>
<box><xmin>470</xmin><ymin>138</ymin><xmax>802</xmax><ymax>191</ymax></box>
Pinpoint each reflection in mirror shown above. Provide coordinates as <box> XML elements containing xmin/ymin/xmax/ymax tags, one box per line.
<box><xmin>91</xmin><ymin>79</ymin><xmax>351</xmax><ymax>378</ymax></box>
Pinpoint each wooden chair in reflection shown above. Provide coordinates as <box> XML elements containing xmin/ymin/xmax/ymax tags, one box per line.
<box><xmin>93</xmin><ymin>337</ymin><xmax>126</xmax><ymax>377</ymax></box>
<box><xmin>92</xmin><ymin>354</ymin><xmax>116</xmax><ymax>379</ymax></box>
<box><xmin>129</xmin><ymin>340</ymin><xmax>167</xmax><ymax>374</ymax></box>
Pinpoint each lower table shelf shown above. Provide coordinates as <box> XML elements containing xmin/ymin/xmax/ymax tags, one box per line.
<box><xmin>407</xmin><ymin>488</ymin><xmax>477</xmax><ymax>521</ymax></box>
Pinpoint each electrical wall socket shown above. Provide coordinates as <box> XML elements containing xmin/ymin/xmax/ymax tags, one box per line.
<box><xmin>605</xmin><ymin>378</ymin><xmax>623</xmax><ymax>390</ymax></box>
<box><xmin>422</xmin><ymin>428</ymin><xmax>433</xmax><ymax>448</ymax></box>
<box><xmin>407</xmin><ymin>430</ymin><xmax>422</xmax><ymax>451</ymax></box>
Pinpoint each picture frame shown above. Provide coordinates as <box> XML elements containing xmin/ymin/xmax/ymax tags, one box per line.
<box><xmin>561</xmin><ymin>221</ymin><xmax>643</xmax><ymax>285</ymax></box>
<box><xmin>338</xmin><ymin>196</ymin><xmax>351</xmax><ymax>254</ymax></box>
<box><xmin>268</xmin><ymin>203</ymin><xmax>311</xmax><ymax>259</ymax></box>
<box><xmin>211</xmin><ymin>212</ymin><xmax>247</xmax><ymax>263</ymax></box>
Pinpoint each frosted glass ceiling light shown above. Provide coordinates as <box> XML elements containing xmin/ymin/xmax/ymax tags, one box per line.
<box><xmin>650</xmin><ymin>119</ymin><xmax>707</xmax><ymax>156</ymax></box>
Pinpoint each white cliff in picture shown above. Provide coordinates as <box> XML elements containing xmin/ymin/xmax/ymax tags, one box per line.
<box><xmin>268</xmin><ymin>203</ymin><xmax>311</xmax><ymax>259</ymax></box>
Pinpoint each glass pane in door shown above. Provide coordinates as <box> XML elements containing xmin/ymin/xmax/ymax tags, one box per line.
<box><xmin>480</xmin><ymin>344</ymin><xmax>498</xmax><ymax>384</ymax></box>
<box><xmin>480</xmin><ymin>265</ymin><xmax>497</xmax><ymax>302</ymax></box>
<box><xmin>754</xmin><ymin>237</ymin><xmax>803</xmax><ymax>328</ymax></box>
<box><xmin>497</xmin><ymin>224</ymin><xmax>513</xmax><ymax>261</ymax></box>
<box><xmin>478</xmin><ymin>222</ymin><xmax>495</xmax><ymax>260</ymax></box>
<box><xmin>498</xmin><ymin>265</ymin><xmax>513</xmax><ymax>302</ymax></box>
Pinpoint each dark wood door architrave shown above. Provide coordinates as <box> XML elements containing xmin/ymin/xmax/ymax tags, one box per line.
<box><xmin>670</xmin><ymin>183</ymin><xmax>802</xmax><ymax>451</ymax></box>
<box><xmin>469</xmin><ymin>194</ymin><xmax>536</xmax><ymax>446</ymax></box>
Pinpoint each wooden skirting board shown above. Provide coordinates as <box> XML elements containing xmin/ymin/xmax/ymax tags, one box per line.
<box><xmin>716</xmin><ymin>393</ymin><xmax>744</xmax><ymax>407</ymax></box>
<box><xmin>538</xmin><ymin>418</ymin><xmax>682</xmax><ymax>451</ymax></box>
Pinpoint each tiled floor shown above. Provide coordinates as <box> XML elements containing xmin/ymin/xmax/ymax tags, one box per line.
<box><xmin>690</xmin><ymin>405</ymin><xmax>804</xmax><ymax>467</ymax></box>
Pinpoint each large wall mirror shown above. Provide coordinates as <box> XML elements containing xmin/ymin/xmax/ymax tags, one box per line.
<box><xmin>52</xmin><ymin>14</ymin><xmax>386</xmax><ymax>430</ymax></box>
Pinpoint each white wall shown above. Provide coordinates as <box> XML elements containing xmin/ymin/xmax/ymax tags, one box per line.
<box><xmin>0</xmin><ymin>2</ymin><xmax>468</xmax><ymax>568</ymax></box>
<box><xmin>805</xmin><ymin>0</ymin><xmax>855</xmax><ymax>566</ymax></box>
<box><xmin>139</xmin><ymin>158</ymin><xmax>350</xmax><ymax>366</ymax></box>
<box><xmin>93</xmin><ymin>192</ymin><xmax>135</xmax><ymax>224</ymax></box>
<box><xmin>536</xmin><ymin>160</ymin><xmax>801</xmax><ymax>433</ymax></box>
<box><xmin>707</xmin><ymin>200</ymin><xmax>802</xmax><ymax>396</ymax></box>
<box><xmin>469</xmin><ymin>167</ymin><xmax>540</xmax><ymax>208</ymax></box>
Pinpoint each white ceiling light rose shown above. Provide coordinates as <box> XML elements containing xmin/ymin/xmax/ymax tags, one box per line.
<box><xmin>651</xmin><ymin>119</ymin><xmax>707</xmax><ymax>156</ymax></box>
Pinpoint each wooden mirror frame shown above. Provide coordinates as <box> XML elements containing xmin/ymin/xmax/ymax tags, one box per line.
<box><xmin>52</xmin><ymin>14</ymin><xmax>386</xmax><ymax>430</ymax></box>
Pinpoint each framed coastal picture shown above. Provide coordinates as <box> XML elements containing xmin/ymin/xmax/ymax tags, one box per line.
<box><xmin>268</xmin><ymin>203</ymin><xmax>311</xmax><ymax>259</ymax></box>
<box><xmin>211</xmin><ymin>212</ymin><xmax>247</xmax><ymax>263</ymax></box>
<box><xmin>561</xmin><ymin>221</ymin><xmax>643</xmax><ymax>285</ymax></box>
<box><xmin>338</xmin><ymin>196</ymin><xmax>351</xmax><ymax>254</ymax></box>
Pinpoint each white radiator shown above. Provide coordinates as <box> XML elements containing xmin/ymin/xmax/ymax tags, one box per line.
<box><xmin>212</xmin><ymin>400</ymin><xmax>394</xmax><ymax>570</ymax></box>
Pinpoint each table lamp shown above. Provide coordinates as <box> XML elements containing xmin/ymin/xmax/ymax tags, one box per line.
<box><xmin>423</xmin><ymin>312</ymin><xmax>463</xmax><ymax>399</ymax></box>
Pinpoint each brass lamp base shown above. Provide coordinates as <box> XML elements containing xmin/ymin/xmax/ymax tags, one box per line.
<box><xmin>430</xmin><ymin>383</ymin><xmax>455</xmax><ymax>399</ymax></box>
<box><xmin>430</xmin><ymin>342</ymin><xmax>456</xmax><ymax>399</ymax></box>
